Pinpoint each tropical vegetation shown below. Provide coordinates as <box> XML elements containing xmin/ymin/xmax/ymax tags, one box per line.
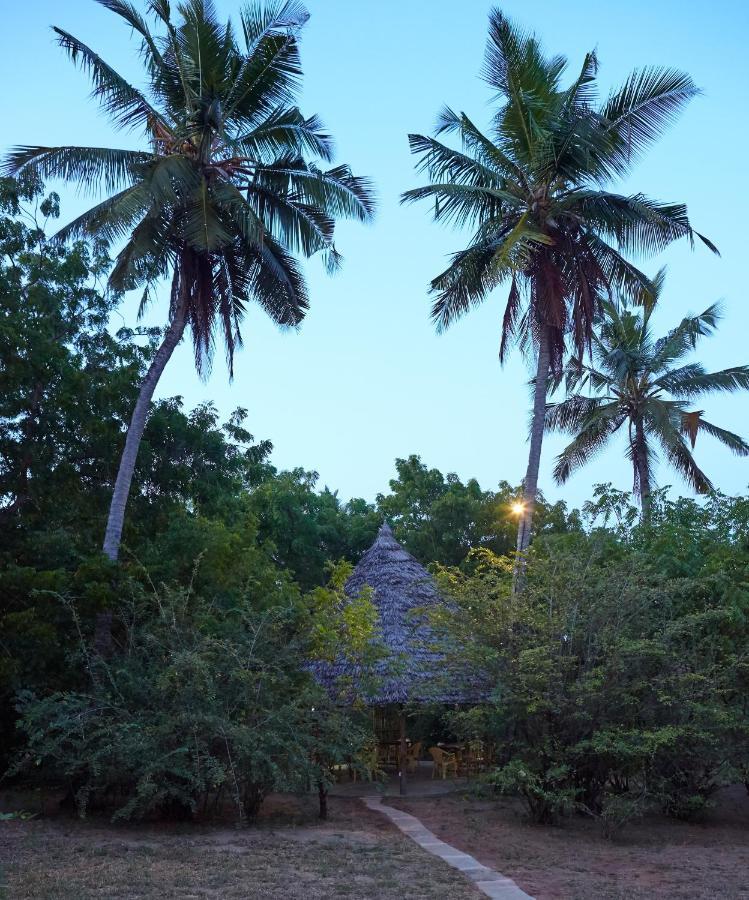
<box><xmin>403</xmin><ymin>9</ymin><xmax>716</xmax><ymax>579</ymax></box>
<box><xmin>437</xmin><ymin>488</ymin><xmax>749</xmax><ymax>828</ymax></box>
<box><xmin>546</xmin><ymin>273</ymin><xmax>749</xmax><ymax>514</ymax></box>
<box><xmin>1</xmin><ymin>0</ymin><xmax>748</xmax><ymax>859</ymax></box>
<box><xmin>2</xmin><ymin>0</ymin><xmax>374</xmax><ymax>562</ymax></box>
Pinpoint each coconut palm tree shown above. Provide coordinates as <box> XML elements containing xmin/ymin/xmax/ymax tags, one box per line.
<box><xmin>546</xmin><ymin>273</ymin><xmax>749</xmax><ymax>515</ymax></box>
<box><xmin>402</xmin><ymin>9</ymin><xmax>715</xmax><ymax>580</ymax></box>
<box><xmin>2</xmin><ymin>0</ymin><xmax>374</xmax><ymax>561</ymax></box>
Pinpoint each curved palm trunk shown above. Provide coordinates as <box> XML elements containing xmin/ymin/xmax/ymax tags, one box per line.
<box><xmin>513</xmin><ymin>328</ymin><xmax>551</xmax><ymax>592</ymax></box>
<box><xmin>633</xmin><ymin>416</ymin><xmax>652</xmax><ymax>522</ymax></box>
<box><xmin>102</xmin><ymin>290</ymin><xmax>188</xmax><ymax>561</ymax></box>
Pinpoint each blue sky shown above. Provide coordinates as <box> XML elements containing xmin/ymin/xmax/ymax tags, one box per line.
<box><xmin>2</xmin><ymin>0</ymin><xmax>748</xmax><ymax>509</ymax></box>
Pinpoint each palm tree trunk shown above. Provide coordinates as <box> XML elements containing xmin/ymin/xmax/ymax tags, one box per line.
<box><xmin>633</xmin><ymin>416</ymin><xmax>651</xmax><ymax>521</ymax></box>
<box><xmin>102</xmin><ymin>291</ymin><xmax>188</xmax><ymax>561</ymax></box>
<box><xmin>513</xmin><ymin>328</ymin><xmax>551</xmax><ymax>591</ymax></box>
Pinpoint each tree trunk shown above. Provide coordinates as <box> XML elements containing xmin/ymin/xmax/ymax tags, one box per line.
<box><xmin>633</xmin><ymin>416</ymin><xmax>651</xmax><ymax>521</ymax></box>
<box><xmin>513</xmin><ymin>328</ymin><xmax>551</xmax><ymax>592</ymax></box>
<box><xmin>317</xmin><ymin>780</ymin><xmax>328</xmax><ymax>820</ymax></box>
<box><xmin>102</xmin><ymin>291</ymin><xmax>187</xmax><ymax>561</ymax></box>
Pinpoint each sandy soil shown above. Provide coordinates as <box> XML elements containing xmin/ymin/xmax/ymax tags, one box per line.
<box><xmin>389</xmin><ymin>784</ymin><xmax>749</xmax><ymax>899</ymax></box>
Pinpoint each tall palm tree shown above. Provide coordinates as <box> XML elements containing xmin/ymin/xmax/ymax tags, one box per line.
<box><xmin>2</xmin><ymin>0</ymin><xmax>374</xmax><ymax>561</ymax></box>
<box><xmin>402</xmin><ymin>9</ymin><xmax>715</xmax><ymax>580</ymax></box>
<box><xmin>545</xmin><ymin>274</ymin><xmax>749</xmax><ymax>515</ymax></box>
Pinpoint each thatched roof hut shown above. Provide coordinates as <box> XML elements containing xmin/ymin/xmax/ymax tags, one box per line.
<box><xmin>312</xmin><ymin>522</ymin><xmax>479</xmax><ymax>706</ymax></box>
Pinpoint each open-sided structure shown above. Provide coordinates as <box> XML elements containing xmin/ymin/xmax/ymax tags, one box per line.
<box><xmin>313</xmin><ymin>522</ymin><xmax>481</xmax><ymax>793</ymax></box>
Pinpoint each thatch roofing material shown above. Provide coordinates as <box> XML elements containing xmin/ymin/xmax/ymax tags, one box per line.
<box><xmin>312</xmin><ymin>523</ymin><xmax>479</xmax><ymax>706</ymax></box>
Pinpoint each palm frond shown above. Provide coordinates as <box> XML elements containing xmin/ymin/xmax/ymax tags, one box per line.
<box><xmin>583</xmin><ymin>233</ymin><xmax>652</xmax><ymax>301</ymax></box>
<box><xmin>552</xmin><ymin>405</ymin><xmax>624</xmax><ymax>483</ymax></box>
<box><xmin>401</xmin><ymin>182</ymin><xmax>523</xmax><ymax>229</ymax></box>
<box><xmin>694</xmin><ymin>418</ymin><xmax>749</xmax><ymax>456</ymax></box>
<box><xmin>52</xmin><ymin>26</ymin><xmax>165</xmax><ymax>133</ymax></box>
<box><xmin>482</xmin><ymin>8</ymin><xmax>564</xmax><ymax>162</ymax></box>
<box><xmin>646</xmin><ymin>401</ymin><xmax>713</xmax><ymax>494</ymax></box>
<box><xmin>53</xmin><ymin>182</ymin><xmax>152</xmax><ymax>244</ymax></box>
<box><xmin>182</xmin><ymin>177</ymin><xmax>232</xmax><ymax>251</ymax></box>
<box><xmin>235</xmin><ymin>108</ymin><xmax>334</xmax><ymax>163</ymax></box>
<box><xmin>430</xmin><ymin>219</ymin><xmax>551</xmax><ymax>331</ymax></box>
<box><xmin>406</xmin><ymin>133</ymin><xmax>502</xmax><ymax>189</ymax></box>
<box><xmin>110</xmin><ymin>207</ymin><xmax>174</xmax><ymax>292</ymax></box>
<box><xmin>657</xmin><ymin>363</ymin><xmax>749</xmax><ymax>398</ymax></box>
<box><xmin>561</xmin><ymin>50</ymin><xmax>599</xmax><ymax>110</ymax></box>
<box><xmin>247</xmin><ymin>232</ymin><xmax>309</xmax><ymax>326</ymax></box>
<box><xmin>544</xmin><ymin>394</ymin><xmax>610</xmax><ymax>432</ymax></box>
<box><xmin>225</xmin><ymin>3</ymin><xmax>307</xmax><ymax>124</ymax></box>
<box><xmin>1</xmin><ymin>145</ymin><xmax>150</xmax><ymax>193</ymax></box>
<box><xmin>434</xmin><ymin>109</ymin><xmax>531</xmax><ymax>189</ymax></box>
<box><xmin>95</xmin><ymin>0</ymin><xmax>164</xmax><ymax>67</ymax></box>
<box><xmin>254</xmin><ymin>161</ymin><xmax>375</xmax><ymax>222</ymax></box>
<box><xmin>600</xmin><ymin>67</ymin><xmax>699</xmax><ymax>175</ymax></box>
<box><xmin>571</xmin><ymin>191</ymin><xmax>704</xmax><ymax>256</ymax></box>
<box><xmin>651</xmin><ymin>303</ymin><xmax>722</xmax><ymax>370</ymax></box>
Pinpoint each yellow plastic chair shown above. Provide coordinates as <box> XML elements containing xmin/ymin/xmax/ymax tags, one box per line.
<box><xmin>428</xmin><ymin>746</ymin><xmax>458</xmax><ymax>779</ymax></box>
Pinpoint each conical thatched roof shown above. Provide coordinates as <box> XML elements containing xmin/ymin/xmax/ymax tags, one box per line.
<box><xmin>312</xmin><ymin>522</ymin><xmax>480</xmax><ymax>706</ymax></box>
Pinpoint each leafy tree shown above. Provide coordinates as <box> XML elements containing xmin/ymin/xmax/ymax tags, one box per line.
<box><xmin>0</xmin><ymin>174</ymin><xmax>148</xmax><ymax>545</ymax></box>
<box><xmin>0</xmin><ymin>180</ymin><xmax>286</xmax><ymax>766</ymax></box>
<box><xmin>248</xmin><ymin>468</ymin><xmax>380</xmax><ymax>589</ymax></box>
<box><xmin>376</xmin><ymin>454</ymin><xmax>579</xmax><ymax>566</ymax></box>
<box><xmin>11</xmin><ymin>567</ymin><xmax>376</xmax><ymax>823</ymax></box>
<box><xmin>435</xmin><ymin>489</ymin><xmax>749</xmax><ymax>827</ymax></box>
<box><xmin>3</xmin><ymin>0</ymin><xmax>374</xmax><ymax>561</ymax></box>
<box><xmin>403</xmin><ymin>9</ymin><xmax>714</xmax><ymax>577</ymax></box>
<box><xmin>546</xmin><ymin>276</ymin><xmax>749</xmax><ymax>515</ymax></box>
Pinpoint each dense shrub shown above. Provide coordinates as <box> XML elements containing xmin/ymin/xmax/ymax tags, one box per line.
<box><xmin>10</xmin><ymin>571</ymin><xmax>374</xmax><ymax>824</ymax></box>
<box><xmin>436</xmin><ymin>490</ymin><xmax>749</xmax><ymax>827</ymax></box>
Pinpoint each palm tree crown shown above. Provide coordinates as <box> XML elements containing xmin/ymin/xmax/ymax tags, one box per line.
<box><xmin>546</xmin><ymin>273</ymin><xmax>749</xmax><ymax>510</ymax></box>
<box><xmin>402</xmin><ymin>8</ymin><xmax>715</xmax><ymax>566</ymax></box>
<box><xmin>3</xmin><ymin>0</ymin><xmax>375</xmax><ymax>375</ymax></box>
<box><xmin>2</xmin><ymin>0</ymin><xmax>375</xmax><ymax>562</ymax></box>
<box><xmin>404</xmin><ymin>10</ymin><xmax>714</xmax><ymax>367</ymax></box>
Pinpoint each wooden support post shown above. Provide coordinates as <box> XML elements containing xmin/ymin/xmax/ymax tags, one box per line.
<box><xmin>398</xmin><ymin>705</ymin><xmax>407</xmax><ymax>796</ymax></box>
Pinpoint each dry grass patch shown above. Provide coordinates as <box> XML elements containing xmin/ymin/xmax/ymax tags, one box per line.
<box><xmin>0</xmin><ymin>796</ymin><xmax>480</xmax><ymax>899</ymax></box>
<box><xmin>389</xmin><ymin>784</ymin><xmax>749</xmax><ymax>900</ymax></box>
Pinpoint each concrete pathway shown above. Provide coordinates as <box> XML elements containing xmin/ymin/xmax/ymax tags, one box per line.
<box><xmin>362</xmin><ymin>796</ymin><xmax>534</xmax><ymax>899</ymax></box>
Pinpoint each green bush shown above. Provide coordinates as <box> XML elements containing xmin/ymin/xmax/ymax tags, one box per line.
<box><xmin>10</xmin><ymin>575</ymin><xmax>373</xmax><ymax>824</ymax></box>
<box><xmin>488</xmin><ymin>759</ymin><xmax>577</xmax><ymax>824</ymax></box>
<box><xmin>436</xmin><ymin>489</ymin><xmax>749</xmax><ymax>827</ymax></box>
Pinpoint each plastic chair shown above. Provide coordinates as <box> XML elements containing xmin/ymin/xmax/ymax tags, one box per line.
<box><xmin>428</xmin><ymin>746</ymin><xmax>458</xmax><ymax>779</ymax></box>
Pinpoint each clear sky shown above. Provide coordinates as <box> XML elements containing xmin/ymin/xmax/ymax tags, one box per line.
<box><xmin>2</xmin><ymin>0</ymin><xmax>748</xmax><ymax>509</ymax></box>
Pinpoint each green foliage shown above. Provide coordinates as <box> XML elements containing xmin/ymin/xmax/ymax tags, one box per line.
<box><xmin>0</xmin><ymin>174</ymin><xmax>147</xmax><ymax>548</ymax></box>
<box><xmin>547</xmin><ymin>283</ymin><xmax>749</xmax><ymax>507</ymax></box>
<box><xmin>404</xmin><ymin>10</ymin><xmax>713</xmax><ymax>370</ymax></box>
<box><xmin>11</xmin><ymin>570</ymin><xmax>374</xmax><ymax>824</ymax></box>
<box><xmin>377</xmin><ymin>455</ymin><xmax>579</xmax><ymax>567</ymax></box>
<box><xmin>488</xmin><ymin>759</ymin><xmax>577</xmax><ymax>824</ymax></box>
<box><xmin>438</xmin><ymin>489</ymin><xmax>749</xmax><ymax>826</ymax></box>
<box><xmin>3</xmin><ymin>1</ymin><xmax>375</xmax><ymax>373</ymax></box>
<box><xmin>248</xmin><ymin>469</ymin><xmax>380</xmax><ymax>589</ymax></box>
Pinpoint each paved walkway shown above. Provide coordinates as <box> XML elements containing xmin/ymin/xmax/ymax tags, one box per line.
<box><xmin>362</xmin><ymin>796</ymin><xmax>534</xmax><ymax>900</ymax></box>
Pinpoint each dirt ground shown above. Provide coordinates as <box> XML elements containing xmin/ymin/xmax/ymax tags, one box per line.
<box><xmin>390</xmin><ymin>784</ymin><xmax>749</xmax><ymax>900</ymax></box>
<box><xmin>0</xmin><ymin>793</ymin><xmax>480</xmax><ymax>899</ymax></box>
